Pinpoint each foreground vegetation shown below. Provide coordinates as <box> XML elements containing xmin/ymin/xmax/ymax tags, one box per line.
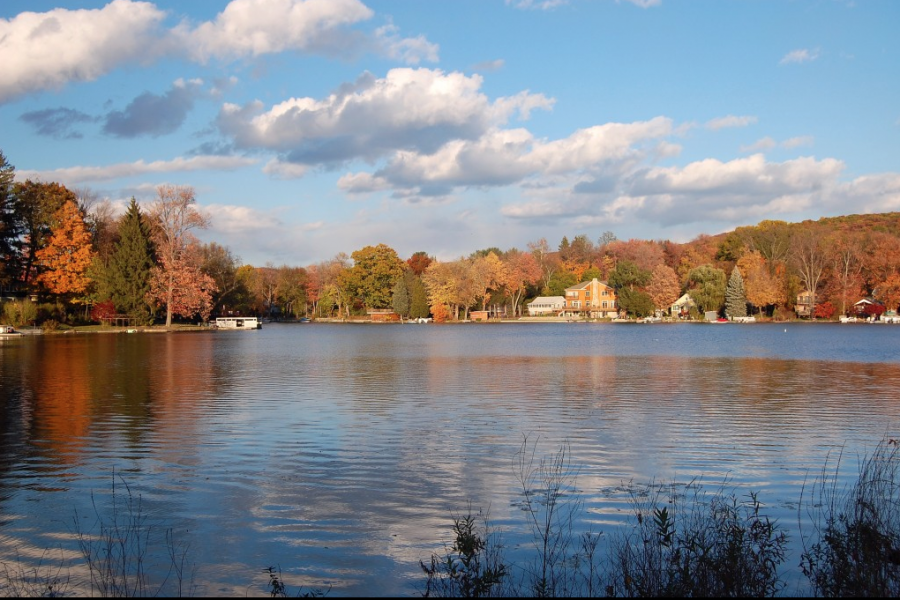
<box><xmin>1</xmin><ymin>438</ymin><xmax>897</xmax><ymax>597</ymax></box>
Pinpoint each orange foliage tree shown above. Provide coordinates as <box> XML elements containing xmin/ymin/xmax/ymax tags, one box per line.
<box><xmin>737</xmin><ymin>251</ymin><xmax>784</xmax><ymax>313</ymax></box>
<box><xmin>646</xmin><ymin>264</ymin><xmax>681</xmax><ymax>313</ymax></box>
<box><xmin>36</xmin><ymin>200</ymin><xmax>95</xmax><ymax>297</ymax></box>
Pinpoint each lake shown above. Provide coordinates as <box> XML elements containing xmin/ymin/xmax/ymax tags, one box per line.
<box><xmin>0</xmin><ymin>322</ymin><xmax>898</xmax><ymax>596</ymax></box>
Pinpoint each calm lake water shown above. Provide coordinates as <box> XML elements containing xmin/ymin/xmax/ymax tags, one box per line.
<box><xmin>1</xmin><ymin>322</ymin><xmax>898</xmax><ymax>596</ymax></box>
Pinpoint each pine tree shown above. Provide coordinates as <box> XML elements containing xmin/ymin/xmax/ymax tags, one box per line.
<box><xmin>725</xmin><ymin>266</ymin><xmax>748</xmax><ymax>318</ymax></box>
<box><xmin>408</xmin><ymin>274</ymin><xmax>430</xmax><ymax>319</ymax></box>
<box><xmin>107</xmin><ymin>198</ymin><xmax>155</xmax><ymax>324</ymax></box>
<box><xmin>392</xmin><ymin>273</ymin><xmax>410</xmax><ymax>318</ymax></box>
<box><xmin>0</xmin><ymin>151</ymin><xmax>17</xmax><ymax>286</ymax></box>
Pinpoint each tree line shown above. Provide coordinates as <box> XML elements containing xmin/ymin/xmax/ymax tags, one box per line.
<box><xmin>3</xmin><ymin>148</ymin><xmax>900</xmax><ymax>327</ymax></box>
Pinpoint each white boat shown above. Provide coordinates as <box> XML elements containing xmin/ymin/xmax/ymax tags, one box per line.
<box><xmin>215</xmin><ymin>317</ymin><xmax>261</xmax><ymax>330</ymax></box>
<box><xmin>0</xmin><ymin>325</ymin><xmax>23</xmax><ymax>338</ymax></box>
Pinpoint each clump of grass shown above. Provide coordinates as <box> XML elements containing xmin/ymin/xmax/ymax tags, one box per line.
<box><xmin>0</xmin><ymin>549</ymin><xmax>70</xmax><ymax>598</ymax></box>
<box><xmin>800</xmin><ymin>437</ymin><xmax>900</xmax><ymax>597</ymax></box>
<box><xmin>514</xmin><ymin>436</ymin><xmax>604</xmax><ymax>597</ymax></box>
<box><xmin>606</xmin><ymin>480</ymin><xmax>789</xmax><ymax>597</ymax></box>
<box><xmin>420</xmin><ymin>504</ymin><xmax>508</xmax><ymax>598</ymax></box>
<box><xmin>262</xmin><ymin>566</ymin><xmax>330</xmax><ymax>598</ymax></box>
<box><xmin>72</xmin><ymin>472</ymin><xmax>195</xmax><ymax>597</ymax></box>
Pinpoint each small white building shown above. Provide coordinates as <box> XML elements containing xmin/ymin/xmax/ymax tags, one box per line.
<box><xmin>527</xmin><ymin>296</ymin><xmax>566</xmax><ymax>316</ymax></box>
<box><xmin>670</xmin><ymin>293</ymin><xmax>695</xmax><ymax>317</ymax></box>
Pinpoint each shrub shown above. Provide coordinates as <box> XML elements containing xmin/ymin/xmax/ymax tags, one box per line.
<box><xmin>606</xmin><ymin>481</ymin><xmax>788</xmax><ymax>597</ymax></box>
<box><xmin>420</xmin><ymin>505</ymin><xmax>508</xmax><ymax>597</ymax></box>
<box><xmin>800</xmin><ymin>438</ymin><xmax>900</xmax><ymax>597</ymax></box>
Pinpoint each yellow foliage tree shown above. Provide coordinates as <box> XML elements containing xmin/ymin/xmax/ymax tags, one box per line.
<box><xmin>737</xmin><ymin>251</ymin><xmax>784</xmax><ymax>310</ymax></box>
<box><xmin>36</xmin><ymin>200</ymin><xmax>95</xmax><ymax>297</ymax></box>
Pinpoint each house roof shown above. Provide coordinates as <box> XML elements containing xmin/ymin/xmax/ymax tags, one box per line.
<box><xmin>671</xmin><ymin>293</ymin><xmax>695</xmax><ymax>307</ymax></box>
<box><xmin>564</xmin><ymin>279</ymin><xmax>612</xmax><ymax>292</ymax></box>
<box><xmin>528</xmin><ymin>296</ymin><xmax>565</xmax><ymax>304</ymax></box>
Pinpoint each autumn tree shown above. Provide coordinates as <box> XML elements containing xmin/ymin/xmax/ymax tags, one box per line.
<box><xmin>789</xmin><ymin>225</ymin><xmax>828</xmax><ymax>319</ymax></box>
<box><xmin>102</xmin><ymin>198</ymin><xmax>155</xmax><ymax>324</ymax></box>
<box><xmin>341</xmin><ymin>244</ymin><xmax>405</xmax><ymax>310</ymax></box>
<box><xmin>35</xmin><ymin>200</ymin><xmax>95</xmax><ymax>297</ymax></box>
<box><xmin>317</xmin><ymin>253</ymin><xmax>351</xmax><ymax>318</ymax></box>
<box><xmin>725</xmin><ymin>267</ymin><xmax>747</xmax><ymax>318</ymax></box>
<box><xmin>828</xmin><ymin>232</ymin><xmax>865</xmax><ymax>316</ymax></box>
<box><xmin>11</xmin><ymin>180</ymin><xmax>75</xmax><ymax>286</ymax></box>
<box><xmin>200</xmin><ymin>242</ymin><xmax>247</xmax><ymax>316</ymax></box>
<box><xmin>744</xmin><ymin>220</ymin><xmax>792</xmax><ymax>265</ymax></box>
<box><xmin>737</xmin><ymin>251</ymin><xmax>783</xmax><ymax>315</ymax></box>
<box><xmin>875</xmin><ymin>273</ymin><xmax>900</xmax><ymax>314</ymax></box>
<box><xmin>502</xmin><ymin>249</ymin><xmax>541</xmax><ymax>317</ymax></box>
<box><xmin>646</xmin><ymin>264</ymin><xmax>681</xmax><ymax>314</ymax></box>
<box><xmin>147</xmin><ymin>185</ymin><xmax>213</xmax><ymax>326</ymax></box>
<box><xmin>407</xmin><ymin>251</ymin><xmax>432</xmax><ymax>276</ymax></box>
<box><xmin>528</xmin><ymin>237</ymin><xmax>557</xmax><ymax>294</ymax></box>
<box><xmin>147</xmin><ymin>245</ymin><xmax>216</xmax><ymax>323</ymax></box>
<box><xmin>687</xmin><ymin>265</ymin><xmax>727</xmax><ymax>315</ymax></box>
<box><xmin>275</xmin><ymin>265</ymin><xmax>307</xmax><ymax>319</ymax></box>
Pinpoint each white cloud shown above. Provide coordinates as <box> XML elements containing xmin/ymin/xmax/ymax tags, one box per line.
<box><xmin>262</xmin><ymin>159</ymin><xmax>309</xmax><ymax>179</ymax></box>
<box><xmin>740</xmin><ymin>137</ymin><xmax>778</xmax><ymax>153</ymax></box>
<box><xmin>740</xmin><ymin>135</ymin><xmax>814</xmax><ymax>153</ymax></box>
<box><xmin>217</xmin><ymin>68</ymin><xmax>553</xmax><ymax>165</ymax></box>
<box><xmin>782</xmin><ymin>135</ymin><xmax>814</xmax><ymax>149</ymax></box>
<box><xmin>780</xmin><ymin>48</ymin><xmax>820</xmax><ymax>65</ymax></box>
<box><xmin>0</xmin><ymin>0</ymin><xmax>167</xmax><ymax>103</ymax></box>
<box><xmin>203</xmin><ymin>203</ymin><xmax>285</xmax><ymax>234</ymax></box>
<box><xmin>1</xmin><ymin>0</ymin><xmax>440</xmax><ymax>102</ymax></box>
<box><xmin>175</xmin><ymin>0</ymin><xmax>374</xmax><ymax>62</ymax></box>
<box><xmin>705</xmin><ymin>115</ymin><xmax>757</xmax><ymax>130</ymax></box>
<box><xmin>374</xmin><ymin>22</ymin><xmax>439</xmax><ymax>65</ymax></box>
<box><xmin>337</xmin><ymin>172</ymin><xmax>392</xmax><ymax>194</ymax></box>
<box><xmin>16</xmin><ymin>155</ymin><xmax>258</xmax><ymax>185</ymax></box>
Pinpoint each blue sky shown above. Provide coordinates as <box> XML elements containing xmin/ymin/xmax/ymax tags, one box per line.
<box><xmin>2</xmin><ymin>0</ymin><xmax>898</xmax><ymax>268</ymax></box>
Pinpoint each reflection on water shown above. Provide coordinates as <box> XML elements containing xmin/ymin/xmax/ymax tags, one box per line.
<box><xmin>0</xmin><ymin>324</ymin><xmax>898</xmax><ymax>596</ymax></box>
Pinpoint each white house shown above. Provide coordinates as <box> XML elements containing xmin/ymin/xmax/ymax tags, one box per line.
<box><xmin>670</xmin><ymin>293</ymin><xmax>696</xmax><ymax>317</ymax></box>
<box><xmin>527</xmin><ymin>296</ymin><xmax>566</xmax><ymax>316</ymax></box>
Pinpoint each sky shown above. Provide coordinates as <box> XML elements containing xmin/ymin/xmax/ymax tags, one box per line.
<box><xmin>2</xmin><ymin>0</ymin><xmax>899</xmax><ymax>268</ymax></box>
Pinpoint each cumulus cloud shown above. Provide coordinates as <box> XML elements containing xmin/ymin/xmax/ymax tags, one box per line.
<box><xmin>19</xmin><ymin>107</ymin><xmax>100</xmax><ymax>139</ymax></box>
<box><xmin>374</xmin><ymin>22</ymin><xmax>439</xmax><ymax>65</ymax></box>
<box><xmin>780</xmin><ymin>48</ymin><xmax>820</xmax><ymax>65</ymax></box>
<box><xmin>203</xmin><ymin>203</ymin><xmax>285</xmax><ymax>233</ymax></box>
<box><xmin>220</xmin><ymin>68</ymin><xmax>553</xmax><ymax>168</ymax></box>
<box><xmin>103</xmin><ymin>79</ymin><xmax>204</xmax><ymax>138</ymax></box>
<box><xmin>1</xmin><ymin>0</ymin><xmax>439</xmax><ymax>102</ymax></box>
<box><xmin>174</xmin><ymin>0</ymin><xmax>374</xmax><ymax>62</ymax></box>
<box><xmin>0</xmin><ymin>0</ymin><xmax>167</xmax><ymax>103</ymax></box>
<box><xmin>16</xmin><ymin>155</ymin><xmax>258</xmax><ymax>185</ymax></box>
<box><xmin>705</xmin><ymin>115</ymin><xmax>757</xmax><ymax>130</ymax></box>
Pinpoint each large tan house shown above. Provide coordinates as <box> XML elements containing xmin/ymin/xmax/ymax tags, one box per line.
<box><xmin>561</xmin><ymin>278</ymin><xmax>618</xmax><ymax>318</ymax></box>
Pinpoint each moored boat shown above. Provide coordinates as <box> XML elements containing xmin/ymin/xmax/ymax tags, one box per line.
<box><xmin>215</xmin><ymin>317</ymin><xmax>261</xmax><ymax>330</ymax></box>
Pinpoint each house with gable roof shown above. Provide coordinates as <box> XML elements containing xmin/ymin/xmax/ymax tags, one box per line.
<box><xmin>561</xmin><ymin>278</ymin><xmax>618</xmax><ymax>318</ymax></box>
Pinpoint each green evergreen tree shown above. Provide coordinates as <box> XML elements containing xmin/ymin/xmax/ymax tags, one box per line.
<box><xmin>725</xmin><ymin>266</ymin><xmax>748</xmax><ymax>318</ymax></box>
<box><xmin>107</xmin><ymin>198</ymin><xmax>155</xmax><ymax>324</ymax></box>
<box><xmin>408</xmin><ymin>273</ymin><xmax>430</xmax><ymax>319</ymax></box>
<box><xmin>0</xmin><ymin>151</ymin><xmax>18</xmax><ymax>287</ymax></box>
<box><xmin>392</xmin><ymin>272</ymin><xmax>410</xmax><ymax>318</ymax></box>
